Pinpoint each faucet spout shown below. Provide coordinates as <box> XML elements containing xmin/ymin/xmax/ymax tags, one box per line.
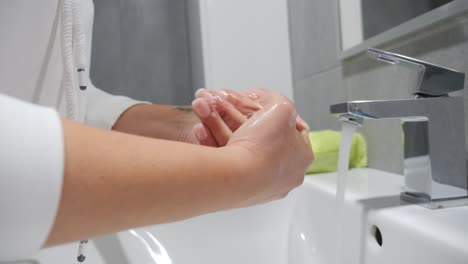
<box><xmin>331</xmin><ymin>97</ymin><xmax>467</xmax><ymax>208</ymax></box>
<box><xmin>330</xmin><ymin>49</ymin><xmax>467</xmax><ymax>209</ymax></box>
<box><xmin>368</xmin><ymin>48</ymin><xmax>465</xmax><ymax>97</ymax></box>
<box><xmin>331</xmin><ymin>97</ymin><xmax>457</xmax><ymax>120</ymax></box>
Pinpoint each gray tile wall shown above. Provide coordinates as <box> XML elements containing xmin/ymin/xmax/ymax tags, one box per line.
<box><xmin>288</xmin><ymin>0</ymin><xmax>343</xmax><ymax>131</ymax></box>
<box><xmin>288</xmin><ymin>0</ymin><xmax>468</xmax><ymax>174</ymax></box>
<box><xmin>288</xmin><ymin>0</ymin><xmax>341</xmax><ymax>81</ymax></box>
<box><xmin>90</xmin><ymin>0</ymin><xmax>194</xmax><ymax>105</ymax></box>
<box><xmin>360</xmin><ymin>0</ymin><xmax>448</xmax><ymax>39</ymax></box>
<box><xmin>293</xmin><ymin>67</ymin><xmax>346</xmax><ymax>131</ymax></box>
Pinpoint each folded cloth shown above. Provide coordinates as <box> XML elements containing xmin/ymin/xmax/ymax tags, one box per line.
<box><xmin>306</xmin><ymin>130</ymin><xmax>367</xmax><ymax>174</ymax></box>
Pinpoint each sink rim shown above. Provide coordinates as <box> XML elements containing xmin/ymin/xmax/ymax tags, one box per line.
<box><xmin>300</xmin><ymin>168</ymin><xmax>468</xmax><ymax>261</ymax></box>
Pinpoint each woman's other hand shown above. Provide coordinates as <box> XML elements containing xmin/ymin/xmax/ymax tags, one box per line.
<box><xmin>222</xmin><ymin>92</ymin><xmax>314</xmax><ymax>207</ymax></box>
<box><xmin>191</xmin><ymin>88</ymin><xmax>310</xmax><ymax>147</ymax></box>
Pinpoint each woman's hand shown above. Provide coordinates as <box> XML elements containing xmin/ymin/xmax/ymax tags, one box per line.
<box><xmin>191</xmin><ymin>88</ymin><xmax>310</xmax><ymax>147</ymax></box>
<box><xmin>112</xmin><ymin>87</ymin><xmax>309</xmax><ymax>150</ymax></box>
<box><xmin>223</xmin><ymin>92</ymin><xmax>314</xmax><ymax>207</ymax></box>
<box><xmin>47</xmin><ymin>91</ymin><xmax>313</xmax><ymax>246</ymax></box>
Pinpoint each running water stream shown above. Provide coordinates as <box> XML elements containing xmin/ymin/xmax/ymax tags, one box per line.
<box><xmin>335</xmin><ymin>119</ymin><xmax>360</xmax><ymax>264</ymax></box>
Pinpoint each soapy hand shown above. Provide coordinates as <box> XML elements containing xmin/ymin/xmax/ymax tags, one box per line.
<box><xmin>190</xmin><ymin>88</ymin><xmax>313</xmax><ymax>204</ymax></box>
<box><xmin>223</xmin><ymin>92</ymin><xmax>314</xmax><ymax>206</ymax></box>
<box><xmin>191</xmin><ymin>88</ymin><xmax>309</xmax><ymax>147</ymax></box>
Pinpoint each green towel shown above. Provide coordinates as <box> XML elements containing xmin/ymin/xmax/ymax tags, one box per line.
<box><xmin>306</xmin><ymin>130</ymin><xmax>367</xmax><ymax>174</ymax></box>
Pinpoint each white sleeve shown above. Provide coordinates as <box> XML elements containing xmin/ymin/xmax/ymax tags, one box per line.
<box><xmin>0</xmin><ymin>94</ymin><xmax>64</xmax><ymax>261</ymax></box>
<box><xmin>84</xmin><ymin>84</ymin><xmax>149</xmax><ymax>130</ymax></box>
<box><xmin>80</xmin><ymin>0</ymin><xmax>148</xmax><ymax>130</ymax></box>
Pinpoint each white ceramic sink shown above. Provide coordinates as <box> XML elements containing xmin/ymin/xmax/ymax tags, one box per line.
<box><xmin>35</xmin><ymin>169</ymin><xmax>468</xmax><ymax>264</ymax></box>
<box><xmin>289</xmin><ymin>168</ymin><xmax>468</xmax><ymax>264</ymax></box>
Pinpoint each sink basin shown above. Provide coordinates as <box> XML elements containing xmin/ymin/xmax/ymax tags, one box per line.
<box><xmin>34</xmin><ymin>169</ymin><xmax>468</xmax><ymax>264</ymax></box>
<box><xmin>289</xmin><ymin>168</ymin><xmax>468</xmax><ymax>264</ymax></box>
<box><xmin>118</xmin><ymin>194</ymin><xmax>296</xmax><ymax>264</ymax></box>
<box><xmin>35</xmin><ymin>192</ymin><xmax>297</xmax><ymax>264</ymax></box>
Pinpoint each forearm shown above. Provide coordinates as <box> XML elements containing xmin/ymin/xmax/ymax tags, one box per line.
<box><xmin>112</xmin><ymin>103</ymin><xmax>196</xmax><ymax>142</ymax></box>
<box><xmin>46</xmin><ymin>119</ymin><xmax>242</xmax><ymax>246</ymax></box>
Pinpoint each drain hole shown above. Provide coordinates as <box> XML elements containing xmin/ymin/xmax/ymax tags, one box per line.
<box><xmin>371</xmin><ymin>225</ymin><xmax>383</xmax><ymax>247</ymax></box>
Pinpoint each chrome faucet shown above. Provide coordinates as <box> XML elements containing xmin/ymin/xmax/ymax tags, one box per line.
<box><xmin>331</xmin><ymin>48</ymin><xmax>467</xmax><ymax>209</ymax></box>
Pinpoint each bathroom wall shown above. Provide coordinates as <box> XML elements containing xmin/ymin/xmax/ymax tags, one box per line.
<box><xmin>288</xmin><ymin>0</ymin><xmax>468</xmax><ymax>174</ymax></box>
<box><xmin>90</xmin><ymin>0</ymin><xmax>194</xmax><ymax>105</ymax></box>
<box><xmin>360</xmin><ymin>0</ymin><xmax>451</xmax><ymax>39</ymax></box>
<box><xmin>91</xmin><ymin>0</ymin><xmax>294</xmax><ymax>105</ymax></box>
<box><xmin>288</xmin><ymin>0</ymin><xmax>344</xmax><ymax>131</ymax></box>
<box><xmin>193</xmin><ymin>0</ymin><xmax>294</xmax><ymax>100</ymax></box>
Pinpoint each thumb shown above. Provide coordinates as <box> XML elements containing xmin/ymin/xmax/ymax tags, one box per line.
<box><xmin>252</xmin><ymin>96</ymin><xmax>297</xmax><ymax>130</ymax></box>
<box><xmin>231</xmin><ymin>95</ymin><xmax>297</xmax><ymax>143</ymax></box>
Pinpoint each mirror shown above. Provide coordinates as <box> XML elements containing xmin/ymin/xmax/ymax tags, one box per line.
<box><xmin>340</xmin><ymin>0</ymin><xmax>454</xmax><ymax>53</ymax></box>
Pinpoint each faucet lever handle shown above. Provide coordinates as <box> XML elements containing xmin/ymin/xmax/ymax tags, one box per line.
<box><xmin>368</xmin><ymin>48</ymin><xmax>465</xmax><ymax>96</ymax></box>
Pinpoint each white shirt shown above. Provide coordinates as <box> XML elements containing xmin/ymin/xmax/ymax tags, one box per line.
<box><xmin>0</xmin><ymin>0</ymin><xmax>142</xmax><ymax>261</ymax></box>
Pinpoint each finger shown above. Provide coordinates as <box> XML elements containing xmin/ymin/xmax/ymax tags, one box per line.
<box><xmin>245</xmin><ymin>90</ymin><xmax>260</xmax><ymax>101</ymax></box>
<box><xmin>216</xmin><ymin>89</ymin><xmax>262</xmax><ymax>117</ymax></box>
<box><xmin>240</xmin><ymin>88</ymin><xmax>269</xmax><ymax>101</ymax></box>
<box><xmin>195</xmin><ymin>88</ymin><xmax>208</xmax><ymax>98</ymax></box>
<box><xmin>240</xmin><ymin>88</ymin><xmax>274</xmax><ymax>107</ymax></box>
<box><xmin>244</xmin><ymin>89</ymin><xmax>308</xmax><ymax>131</ymax></box>
<box><xmin>197</xmin><ymin>88</ymin><xmax>262</xmax><ymax>118</ymax></box>
<box><xmin>215</xmin><ymin>96</ymin><xmax>248</xmax><ymax>131</ymax></box>
<box><xmin>192</xmin><ymin>97</ymin><xmax>233</xmax><ymax>146</ymax></box>
<box><xmin>195</xmin><ymin>88</ymin><xmax>218</xmax><ymax>99</ymax></box>
<box><xmin>193</xmin><ymin>123</ymin><xmax>218</xmax><ymax>147</ymax></box>
<box><xmin>296</xmin><ymin>115</ymin><xmax>310</xmax><ymax>131</ymax></box>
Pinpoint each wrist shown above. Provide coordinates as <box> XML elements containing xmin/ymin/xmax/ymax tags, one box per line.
<box><xmin>112</xmin><ymin>103</ymin><xmax>150</xmax><ymax>132</ymax></box>
<box><xmin>216</xmin><ymin>145</ymin><xmax>263</xmax><ymax>208</ymax></box>
<box><xmin>113</xmin><ymin>104</ymin><xmax>198</xmax><ymax>143</ymax></box>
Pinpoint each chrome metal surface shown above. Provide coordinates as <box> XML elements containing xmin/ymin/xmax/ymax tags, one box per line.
<box><xmin>339</xmin><ymin>114</ymin><xmax>364</xmax><ymax>127</ymax></box>
<box><xmin>331</xmin><ymin>49</ymin><xmax>467</xmax><ymax>209</ymax></box>
<box><xmin>368</xmin><ymin>48</ymin><xmax>465</xmax><ymax>96</ymax></box>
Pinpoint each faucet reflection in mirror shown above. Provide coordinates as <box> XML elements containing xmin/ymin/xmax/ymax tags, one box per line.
<box><xmin>331</xmin><ymin>48</ymin><xmax>468</xmax><ymax>209</ymax></box>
